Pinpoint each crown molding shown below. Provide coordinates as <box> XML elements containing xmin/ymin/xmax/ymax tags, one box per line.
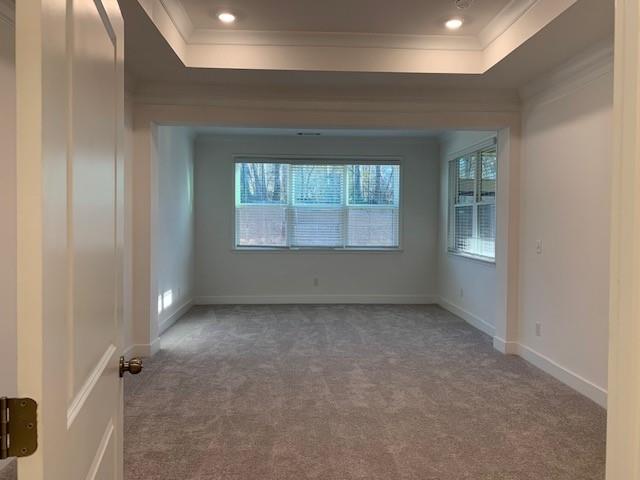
<box><xmin>160</xmin><ymin>0</ymin><xmax>538</xmax><ymax>53</ymax></box>
<box><xmin>478</xmin><ymin>0</ymin><xmax>537</xmax><ymax>48</ymax></box>
<box><xmin>158</xmin><ymin>0</ymin><xmax>193</xmax><ymax>40</ymax></box>
<box><xmin>132</xmin><ymin>82</ymin><xmax>521</xmax><ymax>114</ymax></box>
<box><xmin>0</xmin><ymin>0</ymin><xmax>15</xmax><ymax>25</ymax></box>
<box><xmin>188</xmin><ymin>29</ymin><xmax>480</xmax><ymax>51</ymax></box>
<box><xmin>136</xmin><ymin>0</ymin><xmax>577</xmax><ymax>74</ymax></box>
<box><xmin>520</xmin><ymin>40</ymin><xmax>614</xmax><ymax>107</ymax></box>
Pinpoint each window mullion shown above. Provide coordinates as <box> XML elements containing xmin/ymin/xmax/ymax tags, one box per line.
<box><xmin>476</xmin><ymin>153</ymin><xmax>481</xmax><ymax>203</ymax></box>
<box><xmin>343</xmin><ymin>165</ymin><xmax>349</xmax><ymax>248</ymax></box>
<box><xmin>474</xmin><ymin>153</ymin><xmax>481</xmax><ymax>252</ymax></box>
<box><xmin>287</xmin><ymin>163</ymin><xmax>293</xmax><ymax>249</ymax></box>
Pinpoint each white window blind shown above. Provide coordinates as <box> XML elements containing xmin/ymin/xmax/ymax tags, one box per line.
<box><xmin>235</xmin><ymin>160</ymin><xmax>400</xmax><ymax>249</ymax></box>
<box><xmin>448</xmin><ymin>143</ymin><xmax>497</xmax><ymax>260</ymax></box>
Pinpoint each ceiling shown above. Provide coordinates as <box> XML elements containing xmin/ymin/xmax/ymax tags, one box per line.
<box><xmin>134</xmin><ymin>0</ymin><xmax>609</xmax><ymax>74</ymax></box>
<box><xmin>121</xmin><ymin>0</ymin><xmax>613</xmax><ymax>94</ymax></box>
<box><xmin>179</xmin><ymin>0</ymin><xmax>511</xmax><ymax>36</ymax></box>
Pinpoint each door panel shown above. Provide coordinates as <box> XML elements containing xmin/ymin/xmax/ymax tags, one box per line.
<box><xmin>71</xmin><ymin>0</ymin><xmax>117</xmax><ymax>396</ymax></box>
<box><xmin>16</xmin><ymin>0</ymin><xmax>124</xmax><ymax>478</ymax></box>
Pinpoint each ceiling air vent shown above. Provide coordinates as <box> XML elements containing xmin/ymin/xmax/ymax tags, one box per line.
<box><xmin>455</xmin><ymin>0</ymin><xmax>474</xmax><ymax>9</ymax></box>
<box><xmin>297</xmin><ymin>132</ymin><xmax>322</xmax><ymax>136</ymax></box>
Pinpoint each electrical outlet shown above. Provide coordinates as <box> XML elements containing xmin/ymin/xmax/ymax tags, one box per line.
<box><xmin>313</xmin><ymin>277</ymin><xmax>319</xmax><ymax>287</ymax></box>
<box><xmin>535</xmin><ymin>322</ymin><xmax>542</xmax><ymax>337</ymax></box>
<box><xmin>536</xmin><ymin>240</ymin><xmax>543</xmax><ymax>255</ymax></box>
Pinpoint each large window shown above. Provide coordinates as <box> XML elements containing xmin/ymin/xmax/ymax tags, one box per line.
<box><xmin>448</xmin><ymin>143</ymin><xmax>497</xmax><ymax>260</ymax></box>
<box><xmin>235</xmin><ymin>160</ymin><xmax>401</xmax><ymax>249</ymax></box>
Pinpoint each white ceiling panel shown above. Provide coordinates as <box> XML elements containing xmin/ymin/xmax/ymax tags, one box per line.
<box><xmin>180</xmin><ymin>0</ymin><xmax>511</xmax><ymax>36</ymax></box>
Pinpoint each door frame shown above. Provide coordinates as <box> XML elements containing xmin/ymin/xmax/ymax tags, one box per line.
<box><xmin>130</xmin><ymin>105</ymin><xmax>521</xmax><ymax>363</ymax></box>
<box><xmin>0</xmin><ymin>1</ymin><xmax>16</xmax><ymax>473</ymax></box>
<box><xmin>606</xmin><ymin>0</ymin><xmax>640</xmax><ymax>477</ymax></box>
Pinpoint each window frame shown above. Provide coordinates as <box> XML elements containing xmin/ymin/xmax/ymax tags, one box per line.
<box><xmin>232</xmin><ymin>155</ymin><xmax>404</xmax><ymax>252</ymax></box>
<box><xmin>447</xmin><ymin>139</ymin><xmax>497</xmax><ymax>263</ymax></box>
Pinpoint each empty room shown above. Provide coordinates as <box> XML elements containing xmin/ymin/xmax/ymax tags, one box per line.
<box><xmin>125</xmin><ymin>123</ymin><xmax>608</xmax><ymax>479</ymax></box>
<box><xmin>5</xmin><ymin>0</ymin><xmax>640</xmax><ymax>479</ymax></box>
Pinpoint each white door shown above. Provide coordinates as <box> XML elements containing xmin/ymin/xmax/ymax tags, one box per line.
<box><xmin>15</xmin><ymin>0</ymin><xmax>126</xmax><ymax>479</ymax></box>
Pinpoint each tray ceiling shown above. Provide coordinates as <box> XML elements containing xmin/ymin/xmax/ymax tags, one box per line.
<box><xmin>179</xmin><ymin>0</ymin><xmax>511</xmax><ymax>36</ymax></box>
<box><xmin>135</xmin><ymin>0</ymin><xmax>585</xmax><ymax>74</ymax></box>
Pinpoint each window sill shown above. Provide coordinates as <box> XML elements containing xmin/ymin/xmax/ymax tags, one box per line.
<box><xmin>447</xmin><ymin>250</ymin><xmax>496</xmax><ymax>265</ymax></box>
<box><xmin>233</xmin><ymin>247</ymin><xmax>403</xmax><ymax>254</ymax></box>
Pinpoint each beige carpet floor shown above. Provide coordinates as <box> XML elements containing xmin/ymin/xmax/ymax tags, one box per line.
<box><xmin>123</xmin><ymin>304</ymin><xmax>606</xmax><ymax>480</ymax></box>
<box><xmin>0</xmin><ymin>462</ymin><xmax>14</xmax><ymax>480</ymax></box>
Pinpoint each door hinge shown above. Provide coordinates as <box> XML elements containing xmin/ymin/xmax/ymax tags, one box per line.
<box><xmin>0</xmin><ymin>397</ymin><xmax>38</xmax><ymax>460</ymax></box>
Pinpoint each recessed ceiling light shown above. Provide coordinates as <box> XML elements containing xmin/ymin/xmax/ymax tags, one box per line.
<box><xmin>445</xmin><ymin>18</ymin><xmax>463</xmax><ymax>30</ymax></box>
<box><xmin>218</xmin><ymin>11</ymin><xmax>236</xmax><ymax>24</ymax></box>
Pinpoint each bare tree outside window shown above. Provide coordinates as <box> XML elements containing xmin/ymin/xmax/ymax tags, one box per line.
<box><xmin>235</xmin><ymin>161</ymin><xmax>401</xmax><ymax>249</ymax></box>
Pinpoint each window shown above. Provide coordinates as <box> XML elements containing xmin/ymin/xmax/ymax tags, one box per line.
<box><xmin>235</xmin><ymin>160</ymin><xmax>401</xmax><ymax>249</ymax></box>
<box><xmin>448</xmin><ymin>143</ymin><xmax>497</xmax><ymax>260</ymax></box>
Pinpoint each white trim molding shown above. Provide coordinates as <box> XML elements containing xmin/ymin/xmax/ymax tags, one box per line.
<box><xmin>493</xmin><ymin>336</ymin><xmax>606</xmax><ymax>407</ymax></box>
<box><xmin>520</xmin><ymin>40</ymin><xmax>614</xmax><ymax>108</ymax></box>
<box><xmin>133</xmin><ymin>82</ymin><xmax>522</xmax><ymax>114</ymax></box>
<box><xmin>437</xmin><ymin>297</ymin><xmax>496</xmax><ymax>337</ymax></box>
<box><xmin>123</xmin><ymin>338</ymin><xmax>161</xmax><ymax>359</ymax></box>
<box><xmin>67</xmin><ymin>344</ymin><xmax>117</xmax><ymax>428</ymax></box>
<box><xmin>493</xmin><ymin>336</ymin><xmax>519</xmax><ymax>355</ymax></box>
<box><xmin>135</xmin><ymin>0</ymin><xmax>578</xmax><ymax>74</ymax></box>
<box><xmin>606</xmin><ymin>0</ymin><xmax>640</xmax><ymax>476</ymax></box>
<box><xmin>437</xmin><ymin>297</ymin><xmax>606</xmax><ymax>407</ymax></box>
<box><xmin>158</xmin><ymin>297</ymin><xmax>193</xmax><ymax>335</ymax></box>
<box><xmin>189</xmin><ymin>29</ymin><xmax>480</xmax><ymax>51</ymax></box>
<box><xmin>86</xmin><ymin>421</ymin><xmax>115</xmax><ymax>480</ymax></box>
<box><xmin>492</xmin><ymin>336</ymin><xmax>606</xmax><ymax>407</ymax></box>
<box><xmin>516</xmin><ymin>343</ymin><xmax>607</xmax><ymax>408</ymax></box>
<box><xmin>478</xmin><ymin>0</ymin><xmax>538</xmax><ymax>48</ymax></box>
<box><xmin>158</xmin><ymin>0</ymin><xmax>193</xmax><ymax>40</ymax></box>
<box><xmin>194</xmin><ymin>294</ymin><xmax>438</xmax><ymax>305</ymax></box>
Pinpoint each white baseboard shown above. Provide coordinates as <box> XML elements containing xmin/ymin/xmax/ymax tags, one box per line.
<box><xmin>122</xmin><ymin>299</ymin><xmax>193</xmax><ymax>360</ymax></box>
<box><xmin>123</xmin><ymin>337</ymin><xmax>161</xmax><ymax>359</ymax></box>
<box><xmin>437</xmin><ymin>297</ymin><xmax>495</xmax><ymax>337</ymax></box>
<box><xmin>516</xmin><ymin>343</ymin><xmax>607</xmax><ymax>408</ymax></box>
<box><xmin>493</xmin><ymin>336</ymin><xmax>519</xmax><ymax>355</ymax></box>
<box><xmin>194</xmin><ymin>294</ymin><xmax>438</xmax><ymax>305</ymax></box>
<box><xmin>158</xmin><ymin>298</ymin><xmax>193</xmax><ymax>335</ymax></box>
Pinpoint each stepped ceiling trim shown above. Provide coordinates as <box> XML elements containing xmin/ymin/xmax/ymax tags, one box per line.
<box><xmin>136</xmin><ymin>0</ymin><xmax>578</xmax><ymax>74</ymax></box>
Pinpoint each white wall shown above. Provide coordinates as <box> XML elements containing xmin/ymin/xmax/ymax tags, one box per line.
<box><xmin>517</xmin><ymin>46</ymin><xmax>613</xmax><ymax>407</ymax></box>
<box><xmin>193</xmin><ymin>134</ymin><xmax>439</xmax><ymax>303</ymax></box>
<box><xmin>0</xmin><ymin>5</ymin><xmax>15</xmax><ymax>473</ymax></box>
<box><xmin>437</xmin><ymin>131</ymin><xmax>499</xmax><ymax>336</ymax></box>
<box><xmin>435</xmin><ymin>43</ymin><xmax>613</xmax><ymax>409</ymax></box>
<box><xmin>155</xmin><ymin>126</ymin><xmax>195</xmax><ymax>332</ymax></box>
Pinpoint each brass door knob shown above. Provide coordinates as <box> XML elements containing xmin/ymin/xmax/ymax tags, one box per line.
<box><xmin>119</xmin><ymin>356</ymin><xmax>143</xmax><ymax>377</ymax></box>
